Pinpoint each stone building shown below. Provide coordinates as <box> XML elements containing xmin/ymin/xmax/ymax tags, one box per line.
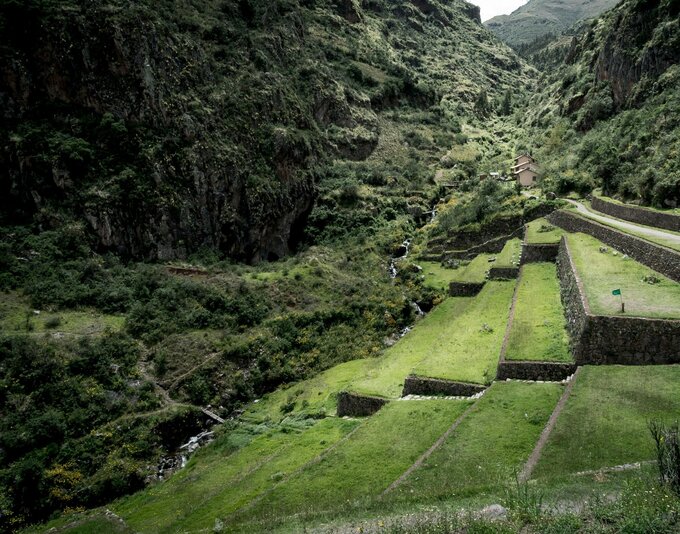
<box><xmin>512</xmin><ymin>154</ymin><xmax>539</xmax><ymax>187</ymax></box>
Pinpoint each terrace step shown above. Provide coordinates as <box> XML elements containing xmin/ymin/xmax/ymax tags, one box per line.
<box><xmin>398</xmin><ymin>391</ymin><xmax>486</xmax><ymax>401</ymax></box>
<box><xmin>337</xmin><ymin>391</ymin><xmax>388</xmax><ymax>417</ymax></box>
<box><xmin>402</xmin><ymin>375</ymin><xmax>487</xmax><ymax>398</ymax></box>
<box><xmin>496</xmin><ymin>361</ymin><xmax>577</xmax><ymax>382</ymax></box>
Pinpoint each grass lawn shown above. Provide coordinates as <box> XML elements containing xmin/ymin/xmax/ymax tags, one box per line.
<box><xmin>116</xmin><ymin>418</ymin><xmax>359</xmax><ymax>533</ymax></box>
<box><xmin>568</xmin><ymin>233</ymin><xmax>680</xmax><ymax>318</ymax></box>
<box><xmin>505</xmin><ymin>264</ymin><xmax>572</xmax><ymax>362</ymax></box>
<box><xmin>494</xmin><ymin>238</ymin><xmax>522</xmax><ymax>268</ymax></box>
<box><xmin>410</xmin><ymin>281</ymin><xmax>515</xmax><ymax>385</ymax></box>
<box><xmin>525</xmin><ymin>218</ymin><xmax>564</xmax><ymax>244</ymax></box>
<box><xmin>388</xmin><ymin>381</ymin><xmax>563</xmax><ymax>502</ymax></box>
<box><xmin>419</xmin><ymin>260</ymin><xmax>472</xmax><ymax>292</ymax></box>
<box><xmin>242</xmin><ymin>358</ymin><xmax>377</xmax><ymax>423</ymax></box>
<box><xmin>233</xmin><ymin>400</ymin><xmax>471</xmax><ymax>531</ymax></box>
<box><xmin>349</xmin><ymin>297</ymin><xmax>474</xmax><ymax>398</ymax></box>
<box><xmin>351</xmin><ymin>282</ymin><xmax>515</xmax><ymax>398</ymax></box>
<box><xmin>533</xmin><ymin>365</ymin><xmax>680</xmax><ymax>479</ymax></box>
<box><xmin>0</xmin><ymin>291</ymin><xmax>125</xmax><ymax>335</ymax></box>
<box><xmin>445</xmin><ymin>254</ymin><xmax>495</xmax><ymax>284</ymax></box>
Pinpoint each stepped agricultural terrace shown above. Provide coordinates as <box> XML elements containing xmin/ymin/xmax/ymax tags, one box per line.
<box><xmin>56</xmin><ymin>198</ymin><xmax>678</xmax><ymax>533</ymax></box>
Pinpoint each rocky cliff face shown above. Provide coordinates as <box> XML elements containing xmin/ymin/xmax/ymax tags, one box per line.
<box><xmin>526</xmin><ymin>0</ymin><xmax>680</xmax><ymax>206</ymax></box>
<box><xmin>1</xmin><ymin>1</ymin><xmax>325</xmax><ymax>262</ymax></box>
<box><xmin>592</xmin><ymin>0</ymin><xmax>680</xmax><ymax>106</ymax></box>
<box><xmin>0</xmin><ymin>0</ymin><xmax>525</xmax><ymax>262</ymax></box>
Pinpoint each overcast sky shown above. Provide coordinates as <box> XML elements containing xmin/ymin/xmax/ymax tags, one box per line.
<box><xmin>470</xmin><ymin>0</ymin><xmax>529</xmax><ymax>22</ymax></box>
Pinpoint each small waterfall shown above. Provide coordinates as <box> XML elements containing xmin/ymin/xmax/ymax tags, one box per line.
<box><xmin>389</xmin><ymin>239</ymin><xmax>412</xmax><ymax>278</ymax></box>
<box><xmin>428</xmin><ymin>202</ymin><xmax>438</xmax><ymax>222</ymax></box>
<box><xmin>154</xmin><ymin>429</ymin><xmax>215</xmax><ymax>481</ymax></box>
<box><xmin>411</xmin><ymin>301</ymin><xmax>425</xmax><ymax>316</ymax></box>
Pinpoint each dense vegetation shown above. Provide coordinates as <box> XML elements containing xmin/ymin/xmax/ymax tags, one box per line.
<box><xmin>526</xmin><ymin>0</ymin><xmax>680</xmax><ymax>207</ymax></box>
<box><xmin>0</xmin><ymin>0</ymin><xmax>541</xmax><ymax>528</ymax></box>
<box><xmin>2</xmin><ymin>0</ymin><xmax>680</xmax><ymax>531</ymax></box>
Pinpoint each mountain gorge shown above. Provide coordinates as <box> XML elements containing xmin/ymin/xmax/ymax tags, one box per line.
<box><xmin>1</xmin><ymin>0</ymin><xmax>524</xmax><ymax>263</ymax></box>
<box><xmin>2</xmin><ymin>0</ymin><xmax>680</xmax><ymax>532</ymax></box>
<box><xmin>0</xmin><ymin>0</ymin><xmax>536</xmax><ymax>528</ymax></box>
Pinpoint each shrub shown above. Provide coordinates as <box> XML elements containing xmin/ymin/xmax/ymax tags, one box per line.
<box><xmin>44</xmin><ymin>316</ymin><xmax>61</xmax><ymax>329</ymax></box>
<box><xmin>650</xmin><ymin>420</ymin><xmax>680</xmax><ymax>496</ymax></box>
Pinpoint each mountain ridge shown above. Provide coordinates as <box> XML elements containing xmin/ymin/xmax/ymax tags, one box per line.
<box><xmin>485</xmin><ymin>0</ymin><xmax>619</xmax><ymax>48</ymax></box>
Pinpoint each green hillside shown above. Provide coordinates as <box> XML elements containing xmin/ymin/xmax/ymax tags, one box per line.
<box><xmin>485</xmin><ymin>0</ymin><xmax>619</xmax><ymax>48</ymax></box>
<box><xmin>3</xmin><ymin>0</ymin><xmax>680</xmax><ymax>532</ymax></box>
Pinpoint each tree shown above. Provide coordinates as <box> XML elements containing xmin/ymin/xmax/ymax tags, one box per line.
<box><xmin>500</xmin><ymin>89</ymin><xmax>513</xmax><ymax>116</ymax></box>
<box><xmin>474</xmin><ymin>89</ymin><xmax>491</xmax><ymax>117</ymax></box>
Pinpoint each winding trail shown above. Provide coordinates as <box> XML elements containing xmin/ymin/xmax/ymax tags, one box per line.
<box><xmin>565</xmin><ymin>200</ymin><xmax>680</xmax><ymax>246</ymax></box>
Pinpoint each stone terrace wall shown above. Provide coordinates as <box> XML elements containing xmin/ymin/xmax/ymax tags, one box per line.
<box><xmin>521</xmin><ymin>243</ymin><xmax>559</xmax><ymax>264</ymax></box>
<box><xmin>428</xmin><ymin>202</ymin><xmax>559</xmax><ymax>254</ymax></box>
<box><xmin>442</xmin><ymin>230</ymin><xmax>522</xmax><ymax>260</ymax></box>
<box><xmin>488</xmin><ymin>266</ymin><xmax>519</xmax><ymax>280</ymax></box>
<box><xmin>449</xmin><ymin>281</ymin><xmax>485</xmax><ymax>296</ymax></box>
<box><xmin>337</xmin><ymin>392</ymin><xmax>387</xmax><ymax>417</ymax></box>
<box><xmin>548</xmin><ymin>209</ymin><xmax>680</xmax><ymax>282</ymax></box>
<box><xmin>555</xmin><ymin>237</ymin><xmax>590</xmax><ymax>350</ymax></box>
<box><xmin>496</xmin><ymin>361</ymin><xmax>577</xmax><ymax>381</ymax></box>
<box><xmin>582</xmin><ymin>315</ymin><xmax>680</xmax><ymax>365</ymax></box>
<box><xmin>556</xmin><ymin>237</ymin><xmax>680</xmax><ymax>364</ymax></box>
<box><xmin>592</xmin><ymin>196</ymin><xmax>680</xmax><ymax>232</ymax></box>
<box><xmin>402</xmin><ymin>375</ymin><xmax>486</xmax><ymax>397</ymax></box>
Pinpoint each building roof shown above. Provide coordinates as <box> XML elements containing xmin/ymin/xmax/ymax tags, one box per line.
<box><xmin>514</xmin><ymin>153</ymin><xmax>533</xmax><ymax>162</ymax></box>
<box><xmin>514</xmin><ymin>164</ymin><xmax>539</xmax><ymax>175</ymax></box>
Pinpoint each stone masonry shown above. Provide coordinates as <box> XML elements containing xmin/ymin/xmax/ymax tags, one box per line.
<box><xmin>549</xmin><ymin>209</ymin><xmax>680</xmax><ymax>282</ymax></box>
<box><xmin>402</xmin><ymin>375</ymin><xmax>487</xmax><ymax>397</ymax></box>
<box><xmin>521</xmin><ymin>243</ymin><xmax>559</xmax><ymax>264</ymax></box>
<box><xmin>556</xmin><ymin>237</ymin><xmax>680</xmax><ymax>364</ymax></box>
<box><xmin>336</xmin><ymin>392</ymin><xmax>387</xmax><ymax>417</ymax></box>
<box><xmin>592</xmin><ymin>195</ymin><xmax>680</xmax><ymax>232</ymax></box>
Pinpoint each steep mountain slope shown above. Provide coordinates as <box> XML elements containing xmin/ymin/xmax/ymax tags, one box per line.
<box><xmin>0</xmin><ymin>1</ymin><xmax>538</xmax><ymax>529</ymax></box>
<box><xmin>0</xmin><ymin>0</ymin><xmax>525</xmax><ymax>263</ymax></box>
<box><xmin>526</xmin><ymin>0</ymin><xmax>680</xmax><ymax>205</ymax></box>
<box><xmin>485</xmin><ymin>0</ymin><xmax>619</xmax><ymax>48</ymax></box>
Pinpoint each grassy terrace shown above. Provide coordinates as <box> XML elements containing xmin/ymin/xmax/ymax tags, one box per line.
<box><xmin>351</xmin><ymin>281</ymin><xmax>515</xmax><ymax>398</ymax></box>
<box><xmin>525</xmin><ymin>218</ymin><xmax>564</xmax><ymax>244</ymax></box>
<box><xmin>0</xmin><ymin>291</ymin><xmax>124</xmax><ymax>335</ymax></box>
<box><xmin>505</xmin><ymin>263</ymin><xmax>572</xmax><ymax>362</ymax></box>
<box><xmin>242</xmin><ymin>358</ymin><xmax>377</xmax><ymax>423</ymax></box>
<box><xmin>348</xmin><ymin>297</ymin><xmax>473</xmax><ymax>398</ymax></box>
<box><xmin>234</xmin><ymin>401</ymin><xmax>471</xmax><ymax>531</ymax></box>
<box><xmin>116</xmin><ymin>418</ymin><xmax>359</xmax><ymax>533</ymax></box>
<box><xmin>568</xmin><ymin>233</ymin><xmax>680</xmax><ymax>318</ymax></box>
<box><xmin>534</xmin><ymin>365</ymin><xmax>680</xmax><ymax>479</ymax></box>
<box><xmin>453</xmin><ymin>254</ymin><xmax>494</xmax><ymax>283</ymax></box>
<box><xmin>419</xmin><ymin>254</ymin><xmax>496</xmax><ymax>292</ymax></box>
<box><xmin>388</xmin><ymin>382</ymin><xmax>563</xmax><ymax>502</ymax></box>
<box><xmin>418</xmin><ymin>260</ymin><xmax>472</xmax><ymax>292</ymax></box>
<box><xmin>494</xmin><ymin>238</ymin><xmax>522</xmax><ymax>268</ymax></box>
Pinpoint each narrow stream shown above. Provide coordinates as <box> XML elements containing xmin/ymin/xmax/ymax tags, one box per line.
<box><xmin>154</xmin><ymin>426</ymin><xmax>216</xmax><ymax>481</ymax></box>
<box><xmin>389</xmin><ymin>238</ymin><xmax>412</xmax><ymax>279</ymax></box>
